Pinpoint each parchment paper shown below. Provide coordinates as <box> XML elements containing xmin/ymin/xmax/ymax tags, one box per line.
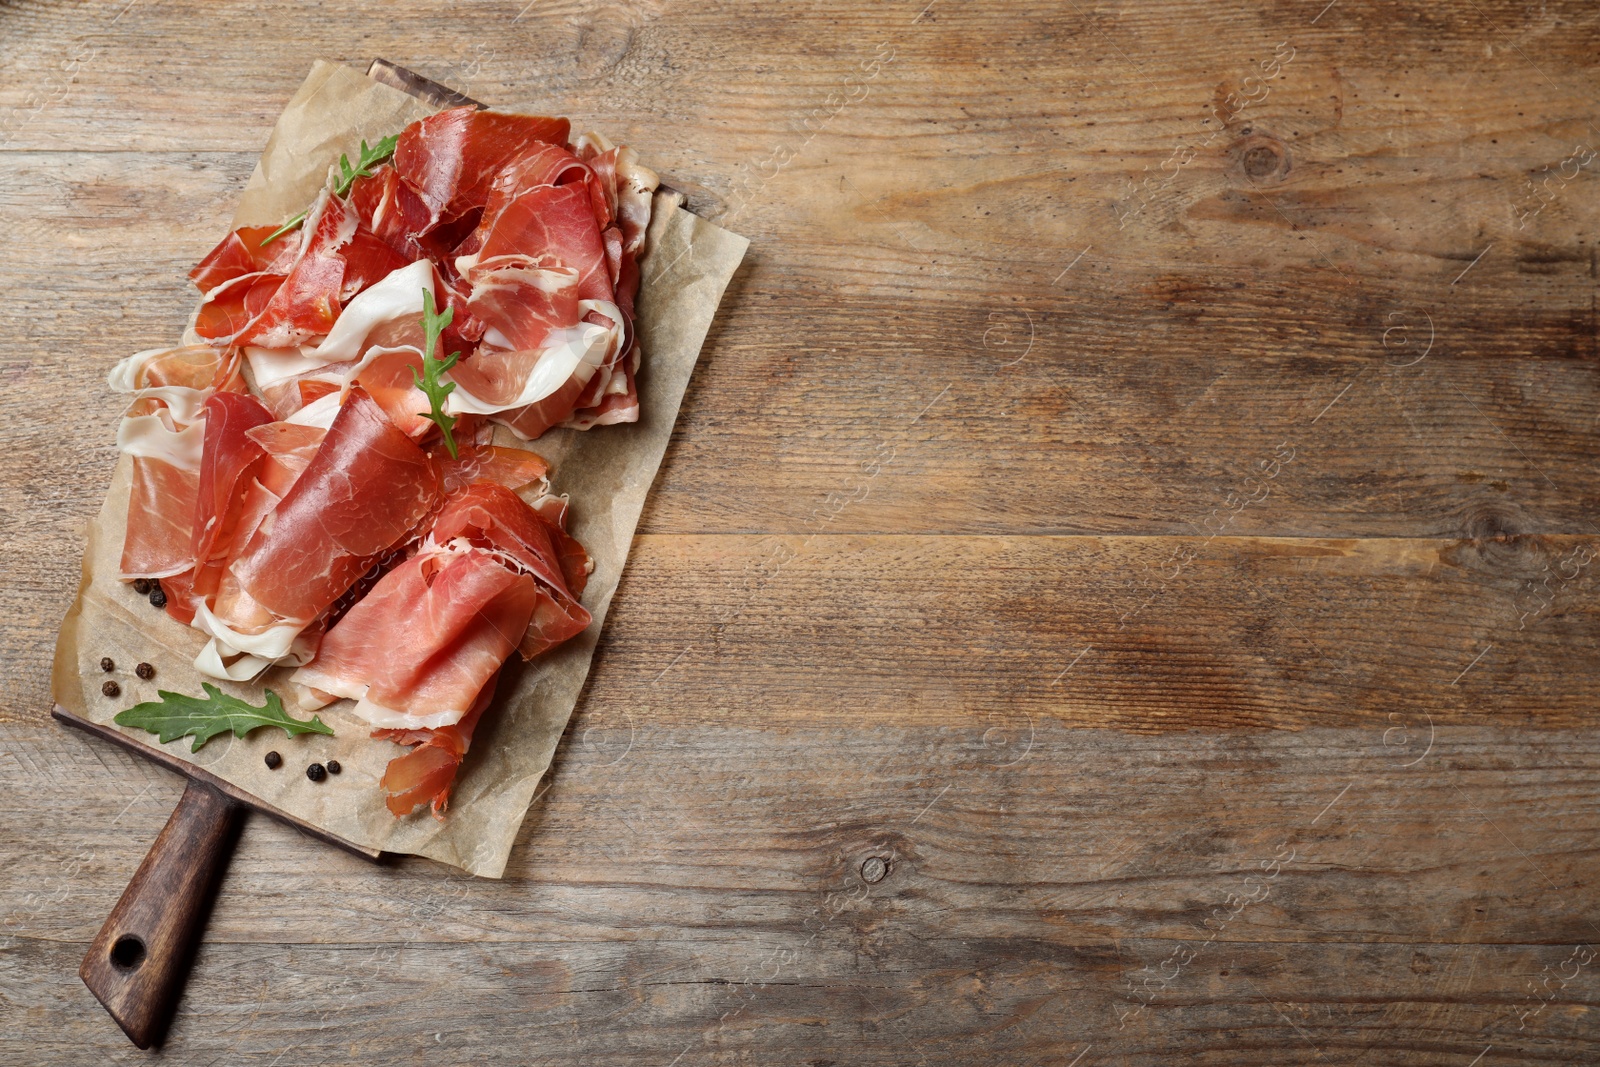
<box><xmin>51</xmin><ymin>61</ymin><xmax>748</xmax><ymax>878</ymax></box>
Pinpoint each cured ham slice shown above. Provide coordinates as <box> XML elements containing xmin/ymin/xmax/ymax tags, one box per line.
<box><xmin>392</xmin><ymin>107</ymin><xmax>571</xmax><ymax>230</ymax></box>
<box><xmin>430</xmin><ymin>482</ymin><xmax>592</xmax><ymax>656</ymax></box>
<box><xmin>192</xmin><ymin>194</ymin><xmax>403</xmax><ymax>350</ymax></box>
<box><xmin>375</xmin><ymin>671</ymin><xmax>497</xmax><ymax>817</ymax></box>
<box><xmin>439</xmin><ymin>440</ymin><xmax>550</xmax><ymax>494</ymax></box>
<box><xmin>245</xmin><ymin>421</ymin><xmax>326</xmax><ymax>496</ymax></box>
<box><xmin>291</xmin><ymin>478</ymin><xmax>589</xmax><ymax>816</ymax></box>
<box><xmin>463</xmin><ymin>258</ymin><xmax>583</xmax><ymax>351</ymax></box>
<box><xmin>292</xmin><ymin>544</ymin><xmax>539</xmax><ymax>725</ymax></box>
<box><xmin>188</xmin><ymin>392</ymin><xmax>275</xmax><ymax>606</ymax></box>
<box><xmin>189</xmin><ymin>224</ymin><xmax>298</xmax><ymax>293</ymax></box>
<box><xmin>349</xmin><ymin>165</ymin><xmax>433</xmax><ymax>262</ymax></box>
<box><xmin>122</xmin><ymin>459</ymin><xmax>201</xmax><ymax>581</ymax></box>
<box><xmin>229</xmin><ymin>386</ymin><xmax>440</xmax><ymax>625</ymax></box>
<box><xmin>476</xmin><ymin>183</ymin><xmax>614</xmax><ymax>304</ymax></box>
<box><xmin>112</xmin><ymin>346</ymin><xmax>246</xmax><ymax>580</ymax></box>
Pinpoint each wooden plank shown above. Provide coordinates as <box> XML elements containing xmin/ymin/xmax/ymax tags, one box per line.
<box><xmin>1</xmin><ymin>2</ymin><xmax>1598</xmax><ymax>155</ymax></box>
<box><xmin>8</xmin><ymin>720</ymin><xmax>1599</xmax><ymax>943</ymax></box>
<box><xmin>1</xmin><ymin>151</ymin><xmax>1597</xmax><ymax>539</ymax></box>
<box><xmin>12</xmin><ymin>533</ymin><xmax>1600</xmax><ymax>737</ymax></box>
<box><xmin>596</xmin><ymin>533</ymin><xmax>1599</xmax><ymax>731</ymax></box>
<box><xmin>4</xmin><ymin>722</ymin><xmax>1598</xmax><ymax>1062</ymax></box>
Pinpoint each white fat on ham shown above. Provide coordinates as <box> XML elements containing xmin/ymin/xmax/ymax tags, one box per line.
<box><xmin>244</xmin><ymin>344</ymin><xmax>325</xmax><ymax>391</ymax></box>
<box><xmin>444</xmin><ymin>299</ymin><xmax>624</xmax><ymax>417</ymax></box>
<box><xmin>117</xmin><ymin>415</ymin><xmax>206</xmax><ymax>470</ymax></box>
<box><xmin>242</xmin><ymin>259</ymin><xmax>437</xmax><ymax>393</ymax></box>
<box><xmin>285</xmin><ymin>390</ymin><xmax>343</xmax><ymax>429</ymax></box>
<box><xmin>614</xmin><ymin>147</ymin><xmax>660</xmax><ymax>255</ymax></box>
<box><xmin>108</xmin><ymin>349</ymin><xmax>214</xmax><ymax>469</ymax></box>
<box><xmin>189</xmin><ymin>601</ymin><xmax>318</xmax><ymax>681</ymax></box>
<box><xmin>109</xmin><ymin>348</ymin><xmax>186</xmax><ymax>393</ymax></box>
<box><xmin>292</xmin><ymin>674</ymin><xmax>470</xmax><ymax>730</ymax></box>
<box><xmin>291</xmin><ymin>654</ymin><xmax>472</xmax><ymax>729</ymax></box>
<box><xmin>571</xmin><ymin>129</ymin><xmax>660</xmax><ymax>255</ymax></box>
<box><xmin>312</xmin><ymin>259</ymin><xmax>437</xmax><ymax>362</ymax></box>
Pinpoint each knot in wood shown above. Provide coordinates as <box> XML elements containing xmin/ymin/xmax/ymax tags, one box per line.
<box><xmin>1233</xmin><ymin>132</ymin><xmax>1290</xmax><ymax>183</ymax></box>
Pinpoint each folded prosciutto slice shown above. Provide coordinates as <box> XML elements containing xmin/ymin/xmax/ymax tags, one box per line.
<box><xmin>229</xmin><ymin>385</ymin><xmax>440</xmax><ymax>625</ymax></box>
<box><xmin>113</xmin><ymin>346</ymin><xmax>247</xmax><ymax>581</ymax></box>
<box><xmin>111</xmin><ymin>103</ymin><xmax>654</xmax><ymax>819</ymax></box>
<box><xmin>292</xmin><ymin>481</ymin><xmax>592</xmax><ymax>816</ymax></box>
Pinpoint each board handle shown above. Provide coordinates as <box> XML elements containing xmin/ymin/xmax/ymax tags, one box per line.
<box><xmin>80</xmin><ymin>780</ymin><xmax>245</xmax><ymax>1049</ymax></box>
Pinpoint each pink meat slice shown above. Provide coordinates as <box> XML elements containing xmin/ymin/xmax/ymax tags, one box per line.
<box><xmin>121</xmin><ymin>460</ymin><xmax>201</xmax><ymax>580</ymax></box>
<box><xmin>392</xmin><ymin>106</ymin><xmax>572</xmax><ymax>231</ymax></box>
<box><xmin>475</xmin><ymin>182</ymin><xmax>614</xmax><ymax>305</ymax></box>
<box><xmin>118</xmin><ymin>347</ymin><xmax>248</xmax><ymax>582</ymax></box>
<box><xmin>430</xmin><ymin>482</ymin><xmax>592</xmax><ymax>657</ymax></box>
<box><xmin>298</xmin><ymin>547</ymin><xmax>538</xmax><ymax>720</ymax></box>
<box><xmin>188</xmin><ymin>392</ymin><xmax>275</xmax><ymax>604</ymax></box>
<box><xmin>228</xmin><ymin>387</ymin><xmax>440</xmax><ymax>624</ymax></box>
<box><xmin>192</xmin><ymin>393</ymin><xmax>274</xmax><ymax>563</ymax></box>
<box><xmin>375</xmin><ymin>670</ymin><xmax>499</xmax><ymax>818</ymax></box>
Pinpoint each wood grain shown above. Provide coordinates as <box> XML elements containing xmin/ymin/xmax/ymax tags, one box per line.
<box><xmin>76</xmin><ymin>780</ymin><xmax>242</xmax><ymax>1049</ymax></box>
<box><xmin>3</xmin><ymin>0</ymin><xmax>1600</xmax><ymax>1062</ymax></box>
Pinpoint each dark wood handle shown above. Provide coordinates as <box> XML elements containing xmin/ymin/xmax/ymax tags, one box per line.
<box><xmin>80</xmin><ymin>780</ymin><xmax>244</xmax><ymax>1049</ymax></box>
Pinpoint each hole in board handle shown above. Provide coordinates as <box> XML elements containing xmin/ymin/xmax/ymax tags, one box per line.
<box><xmin>110</xmin><ymin>935</ymin><xmax>146</xmax><ymax>971</ymax></box>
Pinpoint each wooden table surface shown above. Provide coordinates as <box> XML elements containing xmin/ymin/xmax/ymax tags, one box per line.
<box><xmin>3</xmin><ymin>1</ymin><xmax>1599</xmax><ymax>1063</ymax></box>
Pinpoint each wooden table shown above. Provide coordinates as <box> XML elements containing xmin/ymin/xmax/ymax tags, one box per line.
<box><xmin>3</xmin><ymin>2</ymin><xmax>1598</xmax><ymax>1063</ymax></box>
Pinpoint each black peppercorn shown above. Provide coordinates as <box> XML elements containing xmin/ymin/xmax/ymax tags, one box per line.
<box><xmin>149</xmin><ymin>587</ymin><xmax>167</xmax><ymax>609</ymax></box>
<box><xmin>101</xmin><ymin>680</ymin><xmax>120</xmax><ymax>698</ymax></box>
<box><xmin>100</xmin><ymin>657</ymin><xmax>115</xmax><ymax>672</ymax></box>
<box><xmin>135</xmin><ymin>662</ymin><xmax>155</xmax><ymax>680</ymax></box>
<box><xmin>325</xmin><ymin>760</ymin><xmax>341</xmax><ymax>775</ymax></box>
<box><xmin>306</xmin><ymin>762</ymin><xmax>327</xmax><ymax>782</ymax></box>
<box><xmin>264</xmin><ymin>751</ymin><xmax>282</xmax><ymax>770</ymax></box>
<box><xmin>132</xmin><ymin>578</ymin><xmax>152</xmax><ymax>595</ymax></box>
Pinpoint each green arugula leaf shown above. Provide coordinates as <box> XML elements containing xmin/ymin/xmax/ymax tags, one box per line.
<box><xmin>259</xmin><ymin>209</ymin><xmax>308</xmax><ymax>249</ymax></box>
<box><xmin>260</xmin><ymin>133</ymin><xmax>400</xmax><ymax>248</ymax></box>
<box><xmin>114</xmin><ymin>684</ymin><xmax>333</xmax><ymax>753</ymax></box>
<box><xmin>334</xmin><ymin>134</ymin><xmax>400</xmax><ymax>196</ymax></box>
<box><xmin>412</xmin><ymin>288</ymin><xmax>461</xmax><ymax>458</ymax></box>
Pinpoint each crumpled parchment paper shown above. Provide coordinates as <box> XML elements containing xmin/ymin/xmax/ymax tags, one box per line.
<box><xmin>51</xmin><ymin>60</ymin><xmax>748</xmax><ymax>878</ymax></box>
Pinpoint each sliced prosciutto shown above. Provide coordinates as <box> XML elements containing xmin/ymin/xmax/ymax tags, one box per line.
<box><xmin>429</xmin><ymin>482</ymin><xmax>592</xmax><ymax>656</ymax></box>
<box><xmin>376</xmin><ymin>671</ymin><xmax>498</xmax><ymax>817</ymax></box>
<box><xmin>191</xmin><ymin>193</ymin><xmax>406</xmax><ymax>349</ymax></box>
<box><xmin>229</xmin><ymin>386</ymin><xmax>440</xmax><ymax>626</ymax></box>
<box><xmin>186</xmin><ymin>105</ymin><xmax>657</xmax><ymax>444</ymax></box>
<box><xmin>392</xmin><ymin>108</ymin><xmax>571</xmax><ymax>231</ymax></box>
<box><xmin>291</xmin><ymin>480</ymin><xmax>590</xmax><ymax>816</ymax></box>
<box><xmin>110</xmin><ymin>103</ymin><xmax>658</xmax><ymax>819</ymax></box>
<box><xmin>112</xmin><ymin>346</ymin><xmax>246</xmax><ymax>580</ymax></box>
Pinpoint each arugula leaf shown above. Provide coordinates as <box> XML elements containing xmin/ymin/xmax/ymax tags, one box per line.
<box><xmin>260</xmin><ymin>133</ymin><xmax>400</xmax><ymax>248</ymax></box>
<box><xmin>114</xmin><ymin>684</ymin><xmax>333</xmax><ymax>753</ymax></box>
<box><xmin>334</xmin><ymin>134</ymin><xmax>400</xmax><ymax>195</ymax></box>
<box><xmin>411</xmin><ymin>288</ymin><xmax>461</xmax><ymax>458</ymax></box>
<box><xmin>259</xmin><ymin>209</ymin><xmax>308</xmax><ymax>249</ymax></box>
